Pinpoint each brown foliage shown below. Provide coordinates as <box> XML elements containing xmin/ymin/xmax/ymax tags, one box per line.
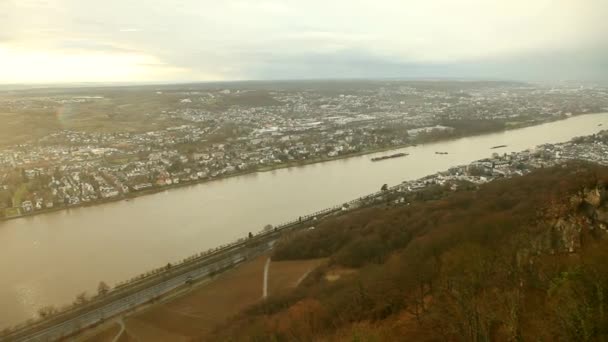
<box><xmin>210</xmin><ymin>162</ymin><xmax>608</xmax><ymax>341</ymax></box>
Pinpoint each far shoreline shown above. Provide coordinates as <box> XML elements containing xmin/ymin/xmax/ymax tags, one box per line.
<box><xmin>1</xmin><ymin>111</ymin><xmax>604</xmax><ymax>224</ymax></box>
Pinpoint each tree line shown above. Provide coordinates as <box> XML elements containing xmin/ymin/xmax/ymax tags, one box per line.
<box><xmin>207</xmin><ymin>161</ymin><xmax>608</xmax><ymax>341</ymax></box>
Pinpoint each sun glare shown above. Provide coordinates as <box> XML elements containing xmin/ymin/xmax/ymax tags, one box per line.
<box><xmin>0</xmin><ymin>45</ymin><xmax>175</xmax><ymax>83</ymax></box>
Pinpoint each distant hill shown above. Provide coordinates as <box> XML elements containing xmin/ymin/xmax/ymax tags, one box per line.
<box><xmin>209</xmin><ymin>162</ymin><xmax>608</xmax><ymax>341</ymax></box>
<box><xmin>0</xmin><ymin>79</ymin><xmax>529</xmax><ymax>93</ymax></box>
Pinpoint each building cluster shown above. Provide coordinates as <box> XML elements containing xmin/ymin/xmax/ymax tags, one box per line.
<box><xmin>382</xmin><ymin>130</ymin><xmax>608</xmax><ymax>204</ymax></box>
<box><xmin>1</xmin><ymin>83</ymin><xmax>608</xmax><ymax>218</ymax></box>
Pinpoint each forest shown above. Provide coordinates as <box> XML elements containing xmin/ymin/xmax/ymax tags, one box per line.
<box><xmin>206</xmin><ymin>161</ymin><xmax>608</xmax><ymax>341</ymax></box>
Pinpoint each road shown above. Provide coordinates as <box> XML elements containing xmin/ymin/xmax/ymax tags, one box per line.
<box><xmin>2</xmin><ymin>249</ymin><xmax>257</xmax><ymax>342</ymax></box>
<box><xmin>262</xmin><ymin>257</ymin><xmax>271</xmax><ymax>299</ymax></box>
<box><xmin>1</xmin><ymin>191</ymin><xmax>367</xmax><ymax>342</ymax></box>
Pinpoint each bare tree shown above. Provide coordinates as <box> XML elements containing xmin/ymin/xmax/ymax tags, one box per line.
<box><xmin>37</xmin><ymin>305</ymin><xmax>57</xmax><ymax>318</ymax></box>
<box><xmin>74</xmin><ymin>292</ymin><xmax>88</xmax><ymax>306</ymax></box>
<box><xmin>97</xmin><ymin>281</ymin><xmax>110</xmax><ymax>296</ymax></box>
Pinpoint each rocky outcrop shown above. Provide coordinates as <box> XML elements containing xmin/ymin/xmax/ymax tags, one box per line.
<box><xmin>584</xmin><ymin>187</ymin><xmax>602</xmax><ymax>207</ymax></box>
<box><xmin>596</xmin><ymin>208</ymin><xmax>608</xmax><ymax>228</ymax></box>
<box><xmin>551</xmin><ymin>217</ymin><xmax>584</xmax><ymax>253</ymax></box>
<box><xmin>531</xmin><ymin>186</ymin><xmax>608</xmax><ymax>256</ymax></box>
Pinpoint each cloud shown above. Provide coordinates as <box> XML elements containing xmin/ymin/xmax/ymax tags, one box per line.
<box><xmin>0</xmin><ymin>45</ymin><xmax>211</xmax><ymax>84</ymax></box>
<box><xmin>243</xmin><ymin>43</ymin><xmax>608</xmax><ymax>82</ymax></box>
<box><xmin>56</xmin><ymin>40</ymin><xmax>142</xmax><ymax>54</ymax></box>
<box><xmin>1</xmin><ymin>0</ymin><xmax>607</xmax><ymax>83</ymax></box>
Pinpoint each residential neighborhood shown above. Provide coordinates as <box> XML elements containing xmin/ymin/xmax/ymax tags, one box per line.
<box><xmin>1</xmin><ymin>81</ymin><xmax>608</xmax><ymax>218</ymax></box>
<box><xmin>380</xmin><ymin>130</ymin><xmax>608</xmax><ymax>207</ymax></box>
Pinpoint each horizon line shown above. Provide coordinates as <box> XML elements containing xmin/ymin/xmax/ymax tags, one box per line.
<box><xmin>0</xmin><ymin>77</ymin><xmax>567</xmax><ymax>91</ymax></box>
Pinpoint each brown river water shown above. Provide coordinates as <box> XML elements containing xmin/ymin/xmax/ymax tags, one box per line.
<box><xmin>1</xmin><ymin>112</ymin><xmax>608</xmax><ymax>328</ymax></box>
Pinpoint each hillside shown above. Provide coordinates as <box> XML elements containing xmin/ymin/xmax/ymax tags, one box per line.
<box><xmin>208</xmin><ymin>162</ymin><xmax>608</xmax><ymax>341</ymax></box>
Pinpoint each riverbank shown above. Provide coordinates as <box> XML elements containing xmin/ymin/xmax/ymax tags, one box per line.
<box><xmin>0</xmin><ymin>112</ymin><xmax>600</xmax><ymax>224</ymax></box>
<box><xmin>2</xmin><ymin>111</ymin><xmax>607</xmax><ymax>329</ymax></box>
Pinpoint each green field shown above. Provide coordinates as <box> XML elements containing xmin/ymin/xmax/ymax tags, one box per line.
<box><xmin>0</xmin><ymin>85</ymin><xmax>288</xmax><ymax>146</ymax></box>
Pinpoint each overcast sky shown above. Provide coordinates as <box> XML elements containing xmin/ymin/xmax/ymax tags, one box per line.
<box><xmin>1</xmin><ymin>0</ymin><xmax>607</xmax><ymax>84</ymax></box>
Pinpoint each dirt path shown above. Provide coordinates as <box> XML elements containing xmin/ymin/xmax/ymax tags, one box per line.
<box><xmin>295</xmin><ymin>269</ymin><xmax>313</xmax><ymax>286</ymax></box>
<box><xmin>263</xmin><ymin>257</ymin><xmax>271</xmax><ymax>298</ymax></box>
<box><xmin>111</xmin><ymin>319</ymin><xmax>125</xmax><ymax>342</ymax></box>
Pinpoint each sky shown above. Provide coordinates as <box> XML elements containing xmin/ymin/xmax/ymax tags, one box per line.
<box><xmin>1</xmin><ymin>0</ymin><xmax>607</xmax><ymax>84</ymax></box>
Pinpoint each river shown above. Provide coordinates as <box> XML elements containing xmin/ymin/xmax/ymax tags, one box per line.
<box><xmin>1</xmin><ymin>113</ymin><xmax>607</xmax><ymax>328</ymax></box>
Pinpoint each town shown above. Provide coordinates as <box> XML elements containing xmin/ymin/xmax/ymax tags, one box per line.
<box><xmin>378</xmin><ymin>130</ymin><xmax>608</xmax><ymax>209</ymax></box>
<box><xmin>1</xmin><ymin>81</ymin><xmax>608</xmax><ymax>219</ymax></box>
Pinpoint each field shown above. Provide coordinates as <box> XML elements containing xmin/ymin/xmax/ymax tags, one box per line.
<box><xmin>0</xmin><ymin>111</ymin><xmax>60</xmax><ymax>146</ymax></box>
<box><xmin>78</xmin><ymin>255</ymin><xmax>325</xmax><ymax>341</ymax></box>
<box><xmin>0</xmin><ymin>89</ymin><xmax>187</xmax><ymax>146</ymax></box>
<box><xmin>266</xmin><ymin>258</ymin><xmax>326</xmax><ymax>296</ymax></box>
<box><xmin>0</xmin><ymin>86</ymin><xmax>285</xmax><ymax>146</ymax></box>
<box><xmin>84</xmin><ymin>323</ymin><xmax>121</xmax><ymax>342</ymax></box>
